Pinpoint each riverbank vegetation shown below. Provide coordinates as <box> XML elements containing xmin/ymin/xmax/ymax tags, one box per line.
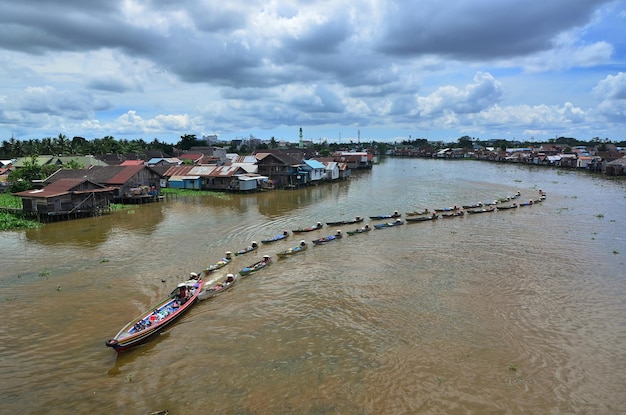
<box><xmin>0</xmin><ymin>193</ymin><xmax>135</xmax><ymax>231</ymax></box>
<box><xmin>161</xmin><ymin>187</ymin><xmax>232</xmax><ymax>199</ymax></box>
<box><xmin>0</xmin><ymin>193</ymin><xmax>41</xmax><ymax>230</ymax></box>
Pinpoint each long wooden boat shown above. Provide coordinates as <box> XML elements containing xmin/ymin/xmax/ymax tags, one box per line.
<box><xmin>234</xmin><ymin>242</ymin><xmax>258</xmax><ymax>256</ymax></box>
<box><xmin>326</xmin><ymin>217</ymin><xmax>363</xmax><ymax>226</ymax></box>
<box><xmin>406</xmin><ymin>213</ymin><xmax>439</xmax><ymax>222</ymax></box>
<box><xmin>406</xmin><ymin>209</ymin><xmax>430</xmax><ymax>216</ymax></box>
<box><xmin>204</xmin><ymin>252</ymin><xmax>233</xmax><ymax>274</ymax></box>
<box><xmin>261</xmin><ymin>231</ymin><xmax>289</xmax><ymax>244</ymax></box>
<box><xmin>346</xmin><ymin>225</ymin><xmax>371</xmax><ymax>235</ymax></box>
<box><xmin>198</xmin><ymin>273</ymin><xmax>238</xmax><ymax>300</ymax></box>
<box><xmin>312</xmin><ymin>231</ymin><xmax>343</xmax><ymax>245</ymax></box>
<box><xmin>434</xmin><ymin>206</ymin><xmax>460</xmax><ymax>213</ymax></box>
<box><xmin>292</xmin><ymin>222</ymin><xmax>323</xmax><ymax>233</ymax></box>
<box><xmin>461</xmin><ymin>203</ymin><xmax>483</xmax><ymax>209</ymax></box>
<box><xmin>105</xmin><ymin>277</ymin><xmax>204</xmax><ymax>352</ymax></box>
<box><xmin>240</xmin><ymin>256</ymin><xmax>272</xmax><ymax>275</ymax></box>
<box><xmin>441</xmin><ymin>210</ymin><xmax>465</xmax><ymax>218</ymax></box>
<box><xmin>466</xmin><ymin>206</ymin><xmax>496</xmax><ymax>214</ymax></box>
<box><xmin>374</xmin><ymin>219</ymin><xmax>404</xmax><ymax>229</ymax></box>
<box><xmin>495</xmin><ymin>203</ymin><xmax>518</xmax><ymax>210</ymax></box>
<box><xmin>368</xmin><ymin>211</ymin><xmax>400</xmax><ymax>220</ymax></box>
<box><xmin>518</xmin><ymin>200</ymin><xmax>534</xmax><ymax>207</ymax></box>
<box><xmin>277</xmin><ymin>241</ymin><xmax>308</xmax><ymax>258</ymax></box>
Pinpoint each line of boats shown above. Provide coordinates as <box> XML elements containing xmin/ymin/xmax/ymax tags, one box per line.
<box><xmin>105</xmin><ymin>189</ymin><xmax>546</xmax><ymax>352</ymax></box>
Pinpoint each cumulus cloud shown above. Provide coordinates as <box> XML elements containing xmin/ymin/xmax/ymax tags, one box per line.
<box><xmin>592</xmin><ymin>72</ymin><xmax>626</xmax><ymax>123</ymax></box>
<box><xmin>415</xmin><ymin>72</ymin><xmax>503</xmax><ymax>118</ymax></box>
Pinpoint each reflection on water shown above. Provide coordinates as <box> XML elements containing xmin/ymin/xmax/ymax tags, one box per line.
<box><xmin>23</xmin><ymin>203</ymin><xmax>165</xmax><ymax>247</ymax></box>
<box><xmin>1</xmin><ymin>158</ymin><xmax>625</xmax><ymax>414</ymax></box>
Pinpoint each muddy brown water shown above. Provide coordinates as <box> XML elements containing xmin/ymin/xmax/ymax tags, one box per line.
<box><xmin>1</xmin><ymin>158</ymin><xmax>625</xmax><ymax>414</ymax></box>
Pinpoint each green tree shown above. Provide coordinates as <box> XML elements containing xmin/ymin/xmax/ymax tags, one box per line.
<box><xmin>457</xmin><ymin>136</ymin><xmax>473</xmax><ymax>149</ymax></box>
<box><xmin>8</xmin><ymin>155</ymin><xmax>43</xmax><ymax>192</ymax></box>
<box><xmin>177</xmin><ymin>134</ymin><xmax>203</xmax><ymax>150</ymax></box>
<box><xmin>64</xmin><ymin>159</ymin><xmax>84</xmax><ymax>169</ymax></box>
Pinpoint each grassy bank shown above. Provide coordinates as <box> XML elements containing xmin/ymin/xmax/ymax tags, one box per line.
<box><xmin>160</xmin><ymin>187</ymin><xmax>232</xmax><ymax>199</ymax></box>
<box><xmin>0</xmin><ymin>193</ymin><xmax>42</xmax><ymax>230</ymax></box>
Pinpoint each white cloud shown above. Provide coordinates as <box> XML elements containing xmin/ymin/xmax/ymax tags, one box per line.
<box><xmin>0</xmin><ymin>0</ymin><xmax>624</xmax><ymax>142</ymax></box>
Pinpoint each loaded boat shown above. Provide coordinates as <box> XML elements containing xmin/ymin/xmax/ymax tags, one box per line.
<box><xmin>277</xmin><ymin>241</ymin><xmax>308</xmax><ymax>258</ymax></box>
<box><xmin>374</xmin><ymin>219</ymin><xmax>405</xmax><ymax>229</ymax></box>
<box><xmin>292</xmin><ymin>222</ymin><xmax>323</xmax><ymax>233</ymax></box>
<box><xmin>105</xmin><ymin>276</ymin><xmax>204</xmax><ymax>352</ymax></box>
<box><xmin>261</xmin><ymin>231</ymin><xmax>289</xmax><ymax>244</ymax></box>
<box><xmin>346</xmin><ymin>225</ymin><xmax>371</xmax><ymax>235</ymax></box>
<box><xmin>406</xmin><ymin>213</ymin><xmax>439</xmax><ymax>222</ymax></box>
<box><xmin>326</xmin><ymin>217</ymin><xmax>363</xmax><ymax>226</ymax></box>
<box><xmin>240</xmin><ymin>255</ymin><xmax>272</xmax><ymax>275</ymax></box>
<box><xmin>205</xmin><ymin>252</ymin><xmax>232</xmax><ymax>274</ymax></box>
<box><xmin>369</xmin><ymin>211</ymin><xmax>401</xmax><ymax>220</ymax></box>
<box><xmin>198</xmin><ymin>273</ymin><xmax>238</xmax><ymax>300</ymax></box>
<box><xmin>312</xmin><ymin>230</ymin><xmax>343</xmax><ymax>245</ymax></box>
<box><xmin>234</xmin><ymin>242</ymin><xmax>258</xmax><ymax>256</ymax></box>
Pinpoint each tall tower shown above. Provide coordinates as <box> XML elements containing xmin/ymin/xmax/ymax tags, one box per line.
<box><xmin>299</xmin><ymin>127</ymin><xmax>304</xmax><ymax>149</ymax></box>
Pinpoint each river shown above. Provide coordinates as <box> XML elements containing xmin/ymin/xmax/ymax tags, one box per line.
<box><xmin>1</xmin><ymin>157</ymin><xmax>625</xmax><ymax>414</ymax></box>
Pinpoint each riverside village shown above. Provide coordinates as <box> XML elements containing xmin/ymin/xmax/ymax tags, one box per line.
<box><xmin>1</xmin><ymin>131</ymin><xmax>625</xmax><ymax>223</ymax></box>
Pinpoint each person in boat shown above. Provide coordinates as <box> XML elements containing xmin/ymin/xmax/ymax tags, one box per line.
<box><xmin>336</xmin><ymin>230</ymin><xmax>342</xmax><ymax>236</ymax></box>
<box><xmin>263</xmin><ymin>255</ymin><xmax>271</xmax><ymax>263</ymax></box>
<box><xmin>300</xmin><ymin>240</ymin><xmax>307</xmax><ymax>247</ymax></box>
<box><xmin>395</xmin><ymin>219</ymin><xmax>402</xmax><ymax>224</ymax></box>
<box><xmin>175</xmin><ymin>283</ymin><xmax>190</xmax><ymax>305</ymax></box>
<box><xmin>189</xmin><ymin>272</ymin><xmax>199</xmax><ymax>280</ymax></box>
<box><xmin>225</xmin><ymin>273</ymin><xmax>235</xmax><ymax>283</ymax></box>
<box><xmin>364</xmin><ymin>224</ymin><xmax>370</xmax><ymax>230</ymax></box>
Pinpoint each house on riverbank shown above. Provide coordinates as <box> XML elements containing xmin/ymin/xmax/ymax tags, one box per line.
<box><xmin>44</xmin><ymin>165</ymin><xmax>162</xmax><ymax>203</ymax></box>
<box><xmin>14</xmin><ymin>178</ymin><xmax>116</xmax><ymax>221</ymax></box>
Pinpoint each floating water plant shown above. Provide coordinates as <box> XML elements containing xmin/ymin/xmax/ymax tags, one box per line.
<box><xmin>39</xmin><ymin>268</ymin><xmax>50</xmax><ymax>277</ymax></box>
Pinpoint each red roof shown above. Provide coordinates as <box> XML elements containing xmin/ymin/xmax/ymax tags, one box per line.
<box><xmin>120</xmin><ymin>160</ymin><xmax>145</xmax><ymax>166</ymax></box>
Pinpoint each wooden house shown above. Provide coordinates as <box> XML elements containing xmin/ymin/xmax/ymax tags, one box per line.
<box><xmin>206</xmin><ymin>165</ymin><xmax>251</xmax><ymax>190</ymax></box>
<box><xmin>15</xmin><ymin>178</ymin><xmax>116</xmax><ymax>220</ymax></box>
<box><xmin>44</xmin><ymin>165</ymin><xmax>162</xmax><ymax>203</ymax></box>
<box><xmin>255</xmin><ymin>153</ymin><xmax>306</xmax><ymax>188</ymax></box>
<box><xmin>605</xmin><ymin>156</ymin><xmax>626</xmax><ymax>175</ymax></box>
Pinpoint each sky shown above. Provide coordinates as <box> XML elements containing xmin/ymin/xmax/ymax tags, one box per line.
<box><xmin>1</xmin><ymin>0</ymin><xmax>625</xmax><ymax>145</ymax></box>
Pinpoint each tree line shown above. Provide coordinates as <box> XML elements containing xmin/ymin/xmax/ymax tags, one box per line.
<box><xmin>3</xmin><ymin>133</ymin><xmax>622</xmax><ymax>161</ymax></box>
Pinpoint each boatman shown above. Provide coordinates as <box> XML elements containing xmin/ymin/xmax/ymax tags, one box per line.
<box><xmin>176</xmin><ymin>283</ymin><xmax>190</xmax><ymax>305</ymax></box>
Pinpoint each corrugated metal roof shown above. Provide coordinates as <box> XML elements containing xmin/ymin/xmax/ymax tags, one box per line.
<box><xmin>163</xmin><ymin>165</ymin><xmax>194</xmax><ymax>177</ymax></box>
<box><xmin>209</xmin><ymin>166</ymin><xmax>241</xmax><ymax>177</ymax></box>
<box><xmin>304</xmin><ymin>159</ymin><xmax>325</xmax><ymax>169</ymax></box>
<box><xmin>189</xmin><ymin>165</ymin><xmax>217</xmax><ymax>175</ymax></box>
<box><xmin>15</xmin><ymin>178</ymin><xmax>114</xmax><ymax>198</ymax></box>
